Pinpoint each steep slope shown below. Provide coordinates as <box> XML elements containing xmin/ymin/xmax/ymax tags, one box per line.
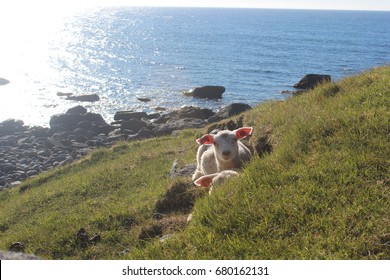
<box><xmin>0</xmin><ymin>66</ymin><xmax>389</xmax><ymax>259</ymax></box>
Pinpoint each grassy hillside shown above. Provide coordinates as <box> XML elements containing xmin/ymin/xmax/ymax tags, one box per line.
<box><xmin>0</xmin><ymin>66</ymin><xmax>389</xmax><ymax>259</ymax></box>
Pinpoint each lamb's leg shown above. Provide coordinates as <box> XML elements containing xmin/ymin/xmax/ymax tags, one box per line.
<box><xmin>192</xmin><ymin>169</ymin><xmax>203</xmax><ymax>181</ymax></box>
<box><xmin>192</xmin><ymin>145</ymin><xmax>213</xmax><ymax>181</ymax></box>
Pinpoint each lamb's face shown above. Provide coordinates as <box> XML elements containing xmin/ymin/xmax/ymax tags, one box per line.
<box><xmin>212</xmin><ymin>131</ymin><xmax>239</xmax><ymax>162</ymax></box>
<box><xmin>196</xmin><ymin>127</ymin><xmax>253</xmax><ymax>162</ymax></box>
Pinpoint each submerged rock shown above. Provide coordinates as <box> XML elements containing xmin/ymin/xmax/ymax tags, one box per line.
<box><xmin>56</xmin><ymin>92</ymin><xmax>73</xmax><ymax>97</ymax></box>
<box><xmin>66</xmin><ymin>94</ymin><xmax>100</xmax><ymax>102</ymax></box>
<box><xmin>137</xmin><ymin>97</ymin><xmax>152</xmax><ymax>102</ymax></box>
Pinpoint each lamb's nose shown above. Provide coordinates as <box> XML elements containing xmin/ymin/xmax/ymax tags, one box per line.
<box><xmin>222</xmin><ymin>150</ymin><xmax>231</xmax><ymax>157</ymax></box>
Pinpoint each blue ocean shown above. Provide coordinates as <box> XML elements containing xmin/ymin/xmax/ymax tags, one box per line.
<box><xmin>0</xmin><ymin>8</ymin><xmax>389</xmax><ymax>126</ymax></box>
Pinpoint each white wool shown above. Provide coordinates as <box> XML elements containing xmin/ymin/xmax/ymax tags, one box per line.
<box><xmin>192</xmin><ymin>127</ymin><xmax>253</xmax><ymax>181</ymax></box>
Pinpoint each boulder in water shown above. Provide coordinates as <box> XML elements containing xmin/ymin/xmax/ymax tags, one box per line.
<box><xmin>66</xmin><ymin>94</ymin><xmax>100</xmax><ymax>102</ymax></box>
<box><xmin>184</xmin><ymin>86</ymin><xmax>225</xmax><ymax>99</ymax></box>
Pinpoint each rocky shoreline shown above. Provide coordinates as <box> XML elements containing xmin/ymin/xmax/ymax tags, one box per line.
<box><xmin>0</xmin><ymin>103</ymin><xmax>251</xmax><ymax>190</ymax></box>
<box><xmin>0</xmin><ymin>74</ymin><xmax>331</xmax><ymax>190</ymax></box>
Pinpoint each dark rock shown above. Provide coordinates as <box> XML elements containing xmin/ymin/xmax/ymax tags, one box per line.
<box><xmin>176</xmin><ymin>106</ymin><xmax>214</xmax><ymax>119</ymax></box>
<box><xmin>77</xmin><ymin>121</ymin><xmax>92</xmax><ymax>130</ymax></box>
<box><xmin>293</xmin><ymin>74</ymin><xmax>331</xmax><ymax>90</ymax></box>
<box><xmin>84</xmin><ymin>113</ymin><xmax>106</xmax><ymax>124</ymax></box>
<box><xmin>129</xmin><ymin>127</ymin><xmax>155</xmax><ymax>140</ymax></box>
<box><xmin>184</xmin><ymin>85</ymin><xmax>225</xmax><ymax>99</ymax></box>
<box><xmin>145</xmin><ymin>113</ymin><xmax>161</xmax><ymax>120</ymax></box>
<box><xmin>114</xmin><ymin>111</ymin><xmax>148</xmax><ymax>121</ymax></box>
<box><xmin>50</xmin><ymin>114</ymin><xmax>84</xmax><ymax>131</ymax></box>
<box><xmin>0</xmin><ymin>140</ymin><xmax>10</xmax><ymax>147</ymax></box>
<box><xmin>107</xmin><ymin>134</ymin><xmax>127</xmax><ymax>142</ymax></box>
<box><xmin>214</xmin><ymin>103</ymin><xmax>252</xmax><ymax>120</ymax></box>
<box><xmin>121</xmin><ymin>118</ymin><xmax>148</xmax><ymax>133</ymax></box>
<box><xmin>26</xmin><ymin>170</ymin><xmax>38</xmax><ymax>177</ymax></box>
<box><xmin>57</xmin><ymin>92</ymin><xmax>73</xmax><ymax>97</ymax></box>
<box><xmin>75</xmin><ymin>228</ymin><xmax>89</xmax><ymax>248</ymax></box>
<box><xmin>0</xmin><ymin>119</ymin><xmax>26</xmax><ymax>135</ymax></box>
<box><xmin>137</xmin><ymin>97</ymin><xmax>152</xmax><ymax>102</ymax></box>
<box><xmin>121</xmin><ymin>129</ymin><xmax>135</xmax><ymax>135</ymax></box>
<box><xmin>66</xmin><ymin>94</ymin><xmax>100</xmax><ymax>102</ymax></box>
<box><xmin>154</xmin><ymin>118</ymin><xmax>207</xmax><ymax>136</ymax></box>
<box><xmin>66</xmin><ymin>105</ymin><xmax>88</xmax><ymax>115</ymax></box>
<box><xmin>71</xmin><ymin>142</ymin><xmax>89</xmax><ymax>149</ymax></box>
<box><xmin>9</xmin><ymin>242</ymin><xmax>25</xmax><ymax>252</ymax></box>
<box><xmin>74</xmin><ymin>147</ymin><xmax>93</xmax><ymax>156</ymax></box>
<box><xmin>17</xmin><ymin>137</ymin><xmax>31</xmax><ymax>145</ymax></box>
<box><xmin>50</xmin><ymin>111</ymin><xmax>107</xmax><ymax>132</ymax></box>
<box><xmin>43</xmin><ymin>137</ymin><xmax>67</xmax><ymax>149</ymax></box>
<box><xmin>72</xmin><ymin>128</ymin><xmax>92</xmax><ymax>138</ymax></box>
<box><xmin>90</xmin><ymin>124</ymin><xmax>114</xmax><ymax>135</ymax></box>
<box><xmin>0</xmin><ymin>78</ymin><xmax>10</xmax><ymax>85</ymax></box>
<box><xmin>169</xmin><ymin>160</ymin><xmax>197</xmax><ymax>177</ymax></box>
<box><xmin>154</xmin><ymin>106</ymin><xmax>214</xmax><ymax>124</ymax></box>
<box><xmin>0</xmin><ymin>163</ymin><xmax>17</xmax><ymax>172</ymax></box>
<box><xmin>51</xmin><ymin>131</ymin><xmax>70</xmax><ymax>140</ymax></box>
<box><xmin>138</xmin><ymin>127</ymin><xmax>155</xmax><ymax>138</ymax></box>
<box><xmin>2</xmin><ymin>135</ymin><xmax>18</xmax><ymax>146</ymax></box>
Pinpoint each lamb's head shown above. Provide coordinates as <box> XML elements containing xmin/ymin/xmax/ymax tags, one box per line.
<box><xmin>196</xmin><ymin>127</ymin><xmax>253</xmax><ymax>162</ymax></box>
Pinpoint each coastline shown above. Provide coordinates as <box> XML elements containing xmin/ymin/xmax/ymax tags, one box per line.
<box><xmin>0</xmin><ymin>102</ymin><xmax>252</xmax><ymax>189</ymax></box>
<box><xmin>0</xmin><ymin>73</ymin><xmax>336</xmax><ymax>189</ymax></box>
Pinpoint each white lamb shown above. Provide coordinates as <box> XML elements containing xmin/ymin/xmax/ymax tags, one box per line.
<box><xmin>194</xmin><ymin>170</ymin><xmax>239</xmax><ymax>194</ymax></box>
<box><xmin>192</xmin><ymin>127</ymin><xmax>253</xmax><ymax>183</ymax></box>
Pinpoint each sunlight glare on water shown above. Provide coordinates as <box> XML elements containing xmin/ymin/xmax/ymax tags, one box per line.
<box><xmin>0</xmin><ymin>6</ymin><xmax>79</xmax><ymax>125</ymax></box>
<box><xmin>1</xmin><ymin>6</ymin><xmax>389</xmax><ymax>127</ymax></box>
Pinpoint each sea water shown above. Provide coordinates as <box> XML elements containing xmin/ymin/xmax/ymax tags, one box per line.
<box><xmin>0</xmin><ymin>8</ymin><xmax>389</xmax><ymax>126</ymax></box>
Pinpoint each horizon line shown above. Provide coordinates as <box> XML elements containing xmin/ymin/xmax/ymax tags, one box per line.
<box><xmin>95</xmin><ymin>5</ymin><xmax>390</xmax><ymax>12</ymax></box>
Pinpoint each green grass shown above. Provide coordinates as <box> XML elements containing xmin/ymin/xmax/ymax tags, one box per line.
<box><xmin>0</xmin><ymin>66</ymin><xmax>389</xmax><ymax>259</ymax></box>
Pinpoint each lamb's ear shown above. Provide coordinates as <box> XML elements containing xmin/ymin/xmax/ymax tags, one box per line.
<box><xmin>194</xmin><ymin>175</ymin><xmax>214</xmax><ymax>188</ymax></box>
<box><xmin>196</xmin><ymin>134</ymin><xmax>214</xmax><ymax>145</ymax></box>
<box><xmin>235</xmin><ymin>127</ymin><xmax>253</xmax><ymax>139</ymax></box>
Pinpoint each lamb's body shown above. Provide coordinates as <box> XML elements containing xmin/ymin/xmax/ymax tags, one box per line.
<box><xmin>192</xmin><ymin>127</ymin><xmax>253</xmax><ymax>181</ymax></box>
